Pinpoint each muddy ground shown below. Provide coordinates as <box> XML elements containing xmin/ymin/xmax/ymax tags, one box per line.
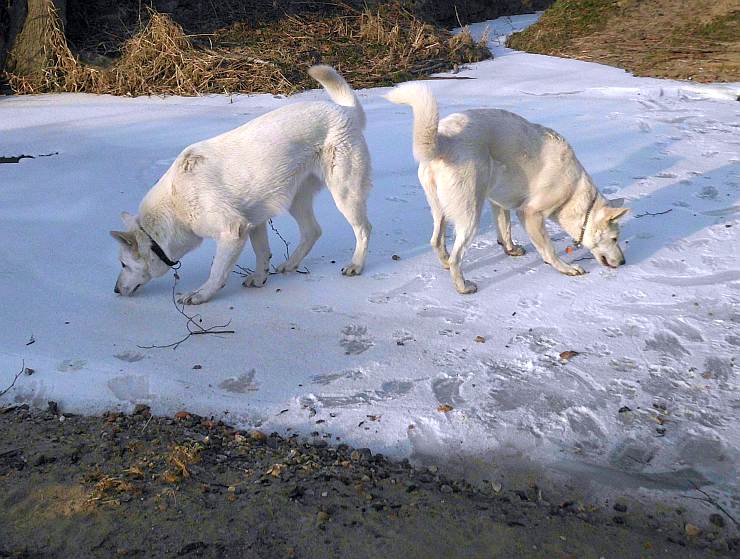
<box><xmin>0</xmin><ymin>404</ymin><xmax>736</xmax><ymax>558</ymax></box>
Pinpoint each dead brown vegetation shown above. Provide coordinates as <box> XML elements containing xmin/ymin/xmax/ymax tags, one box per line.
<box><xmin>6</xmin><ymin>1</ymin><xmax>490</xmax><ymax>96</ymax></box>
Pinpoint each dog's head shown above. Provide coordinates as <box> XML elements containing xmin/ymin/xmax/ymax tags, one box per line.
<box><xmin>110</xmin><ymin>212</ymin><xmax>169</xmax><ymax>296</ymax></box>
<box><xmin>584</xmin><ymin>198</ymin><xmax>629</xmax><ymax>268</ymax></box>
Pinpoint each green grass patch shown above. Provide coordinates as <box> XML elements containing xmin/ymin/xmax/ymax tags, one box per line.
<box><xmin>507</xmin><ymin>0</ymin><xmax>621</xmax><ymax>53</ymax></box>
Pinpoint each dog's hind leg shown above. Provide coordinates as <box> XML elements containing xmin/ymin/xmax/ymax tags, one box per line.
<box><xmin>243</xmin><ymin>222</ymin><xmax>271</xmax><ymax>287</ymax></box>
<box><xmin>419</xmin><ymin>167</ymin><xmax>450</xmax><ymax>269</ymax></box>
<box><xmin>325</xmin><ymin>153</ymin><xmax>372</xmax><ymax>277</ymax></box>
<box><xmin>448</xmin><ymin>215</ymin><xmax>481</xmax><ymax>294</ymax></box>
<box><xmin>491</xmin><ymin>203</ymin><xmax>525</xmax><ymax>256</ymax></box>
<box><xmin>517</xmin><ymin>209</ymin><xmax>585</xmax><ymax>276</ymax></box>
<box><xmin>178</xmin><ymin>221</ymin><xmax>248</xmax><ymax>305</ymax></box>
<box><xmin>276</xmin><ymin>178</ymin><xmax>322</xmax><ymax>274</ymax></box>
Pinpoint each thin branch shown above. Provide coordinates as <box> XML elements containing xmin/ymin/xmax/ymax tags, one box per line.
<box><xmin>634</xmin><ymin>208</ymin><xmax>672</xmax><ymax>219</ymax></box>
<box><xmin>683</xmin><ymin>480</ymin><xmax>739</xmax><ymax>527</ymax></box>
<box><xmin>0</xmin><ymin>360</ymin><xmax>26</xmax><ymax>398</ymax></box>
<box><xmin>266</xmin><ymin>219</ymin><xmax>309</xmax><ymax>274</ymax></box>
<box><xmin>137</xmin><ymin>271</ymin><xmax>234</xmax><ymax>351</ymax></box>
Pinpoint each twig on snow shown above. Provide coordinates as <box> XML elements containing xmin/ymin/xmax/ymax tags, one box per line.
<box><xmin>634</xmin><ymin>208</ymin><xmax>672</xmax><ymax>218</ymax></box>
<box><xmin>137</xmin><ymin>271</ymin><xmax>234</xmax><ymax>351</ymax></box>
<box><xmin>0</xmin><ymin>360</ymin><xmax>26</xmax><ymax>398</ymax></box>
<box><xmin>231</xmin><ymin>221</ymin><xmax>310</xmax><ymax>278</ymax></box>
<box><xmin>682</xmin><ymin>480</ymin><xmax>739</xmax><ymax>527</ymax></box>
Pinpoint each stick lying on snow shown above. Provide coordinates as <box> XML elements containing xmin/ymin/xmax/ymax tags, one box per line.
<box><xmin>137</xmin><ymin>272</ymin><xmax>234</xmax><ymax>351</ymax></box>
<box><xmin>0</xmin><ymin>361</ymin><xmax>26</xmax><ymax>399</ymax></box>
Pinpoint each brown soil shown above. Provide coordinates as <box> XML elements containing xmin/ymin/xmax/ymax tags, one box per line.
<box><xmin>508</xmin><ymin>0</ymin><xmax>740</xmax><ymax>83</ymax></box>
<box><xmin>0</xmin><ymin>404</ymin><xmax>736</xmax><ymax>558</ymax></box>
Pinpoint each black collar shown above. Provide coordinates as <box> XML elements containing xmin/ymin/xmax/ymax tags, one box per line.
<box><xmin>140</xmin><ymin>227</ymin><xmax>180</xmax><ymax>268</ymax></box>
<box><xmin>575</xmin><ymin>195</ymin><xmax>597</xmax><ymax>247</ymax></box>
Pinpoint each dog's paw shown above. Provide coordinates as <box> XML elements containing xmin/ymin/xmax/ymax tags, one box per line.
<box><xmin>562</xmin><ymin>265</ymin><xmax>586</xmax><ymax>276</ymax></box>
<box><xmin>455</xmin><ymin>280</ymin><xmax>478</xmax><ymax>295</ymax></box>
<box><xmin>341</xmin><ymin>263</ymin><xmax>363</xmax><ymax>277</ymax></box>
<box><xmin>177</xmin><ymin>290</ymin><xmax>210</xmax><ymax>305</ymax></box>
<box><xmin>505</xmin><ymin>245</ymin><xmax>526</xmax><ymax>257</ymax></box>
<box><xmin>275</xmin><ymin>261</ymin><xmax>299</xmax><ymax>274</ymax></box>
<box><xmin>242</xmin><ymin>273</ymin><xmax>268</xmax><ymax>288</ymax></box>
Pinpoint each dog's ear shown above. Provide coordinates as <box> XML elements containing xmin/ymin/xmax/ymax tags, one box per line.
<box><xmin>110</xmin><ymin>230</ymin><xmax>137</xmax><ymax>248</ymax></box>
<box><xmin>121</xmin><ymin>211</ymin><xmax>139</xmax><ymax>230</ymax></box>
<box><xmin>606</xmin><ymin>207</ymin><xmax>629</xmax><ymax>223</ymax></box>
<box><xmin>607</xmin><ymin>197</ymin><xmax>625</xmax><ymax>208</ymax></box>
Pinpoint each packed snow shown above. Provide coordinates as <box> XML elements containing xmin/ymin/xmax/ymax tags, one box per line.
<box><xmin>1</xmin><ymin>14</ymin><xmax>738</xmax><ymax>517</ymax></box>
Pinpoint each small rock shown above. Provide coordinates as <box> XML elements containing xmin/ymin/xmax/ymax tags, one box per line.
<box><xmin>613</xmin><ymin>502</ymin><xmax>628</xmax><ymax>513</ymax></box>
<box><xmin>192</xmin><ymin>364</ymin><xmax>202</xmax><ymax>370</ymax></box>
<box><xmin>437</xmin><ymin>404</ymin><xmax>453</xmax><ymax>413</ymax></box>
<box><xmin>316</xmin><ymin>511</ymin><xmax>330</xmax><ymax>525</ymax></box>
<box><xmin>47</xmin><ymin>401</ymin><xmax>59</xmax><ymax>415</ymax></box>
<box><xmin>440</xmin><ymin>484</ymin><xmax>453</xmax><ymax>494</ymax></box>
<box><xmin>249</xmin><ymin>429</ymin><xmax>267</xmax><ymax>442</ymax></box>
<box><xmin>491</xmin><ymin>482</ymin><xmax>502</xmax><ymax>493</ymax></box>
<box><xmin>709</xmin><ymin>513</ymin><xmax>725</xmax><ymax>528</ymax></box>
<box><xmin>474</xmin><ymin>335</ymin><xmax>486</xmax><ymax>343</ymax></box>
<box><xmin>685</xmin><ymin>523</ymin><xmax>701</xmax><ymax>537</ymax></box>
<box><xmin>618</xmin><ymin>406</ymin><xmax>632</xmax><ymax>413</ymax></box>
<box><xmin>133</xmin><ymin>404</ymin><xmax>151</xmax><ymax>417</ymax></box>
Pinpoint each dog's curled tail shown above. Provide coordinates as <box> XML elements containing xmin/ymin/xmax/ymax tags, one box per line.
<box><xmin>309</xmin><ymin>65</ymin><xmax>366</xmax><ymax>129</ymax></box>
<box><xmin>384</xmin><ymin>83</ymin><xmax>439</xmax><ymax>161</ymax></box>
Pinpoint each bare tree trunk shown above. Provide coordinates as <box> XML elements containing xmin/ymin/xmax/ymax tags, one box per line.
<box><xmin>2</xmin><ymin>0</ymin><xmax>67</xmax><ymax>76</ymax></box>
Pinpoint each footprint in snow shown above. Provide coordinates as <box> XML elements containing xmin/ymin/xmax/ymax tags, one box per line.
<box><xmin>57</xmin><ymin>358</ymin><xmax>86</xmax><ymax>372</ymax></box>
<box><xmin>310</xmin><ymin>305</ymin><xmax>333</xmax><ymax>313</ymax></box>
<box><xmin>644</xmin><ymin>331</ymin><xmax>689</xmax><ymax>357</ymax></box>
<box><xmin>431</xmin><ymin>375</ymin><xmax>467</xmax><ymax>407</ymax></box>
<box><xmin>339</xmin><ymin>325</ymin><xmax>373</xmax><ymax>355</ymax></box>
<box><xmin>393</xmin><ymin>329</ymin><xmax>415</xmax><ymax>345</ymax></box>
<box><xmin>311</xmin><ymin>369</ymin><xmax>365</xmax><ymax>385</ymax></box>
<box><xmin>696</xmin><ymin>185</ymin><xmax>719</xmax><ymax>199</ymax></box>
<box><xmin>114</xmin><ymin>351</ymin><xmax>145</xmax><ymax>363</ymax></box>
<box><xmin>218</xmin><ymin>370</ymin><xmax>259</xmax><ymax>393</ymax></box>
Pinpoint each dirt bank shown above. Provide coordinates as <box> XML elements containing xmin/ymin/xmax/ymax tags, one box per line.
<box><xmin>0</xmin><ymin>404</ymin><xmax>735</xmax><ymax>558</ymax></box>
<box><xmin>508</xmin><ymin>0</ymin><xmax>740</xmax><ymax>83</ymax></box>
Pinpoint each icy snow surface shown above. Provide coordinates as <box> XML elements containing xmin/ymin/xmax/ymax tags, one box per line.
<box><xmin>1</xmin><ymin>14</ymin><xmax>738</xmax><ymax>514</ymax></box>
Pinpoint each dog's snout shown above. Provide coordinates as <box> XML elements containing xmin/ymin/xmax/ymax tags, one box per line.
<box><xmin>114</xmin><ymin>285</ymin><xmax>120</xmax><ymax>294</ymax></box>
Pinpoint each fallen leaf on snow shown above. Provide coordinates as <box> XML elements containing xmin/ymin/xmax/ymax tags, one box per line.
<box><xmin>559</xmin><ymin>350</ymin><xmax>579</xmax><ymax>363</ymax></box>
<box><xmin>437</xmin><ymin>404</ymin><xmax>453</xmax><ymax>413</ymax></box>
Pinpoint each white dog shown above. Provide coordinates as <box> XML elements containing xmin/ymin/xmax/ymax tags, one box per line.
<box><xmin>386</xmin><ymin>83</ymin><xmax>628</xmax><ymax>294</ymax></box>
<box><xmin>111</xmin><ymin>65</ymin><xmax>372</xmax><ymax>304</ymax></box>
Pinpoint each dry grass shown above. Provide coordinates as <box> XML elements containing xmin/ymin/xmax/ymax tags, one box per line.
<box><xmin>163</xmin><ymin>442</ymin><xmax>203</xmax><ymax>482</ymax></box>
<box><xmin>6</xmin><ymin>2</ymin><xmax>490</xmax><ymax>96</ymax></box>
<box><xmin>508</xmin><ymin>0</ymin><xmax>739</xmax><ymax>82</ymax></box>
<box><xmin>86</xmin><ymin>475</ymin><xmax>140</xmax><ymax>505</ymax></box>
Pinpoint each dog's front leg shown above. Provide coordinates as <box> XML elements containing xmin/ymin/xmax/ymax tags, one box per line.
<box><xmin>178</xmin><ymin>227</ymin><xmax>247</xmax><ymax>305</ymax></box>
<box><xmin>517</xmin><ymin>210</ymin><xmax>584</xmax><ymax>276</ymax></box>
<box><xmin>491</xmin><ymin>203</ymin><xmax>525</xmax><ymax>256</ymax></box>
<box><xmin>243</xmin><ymin>222</ymin><xmax>271</xmax><ymax>288</ymax></box>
